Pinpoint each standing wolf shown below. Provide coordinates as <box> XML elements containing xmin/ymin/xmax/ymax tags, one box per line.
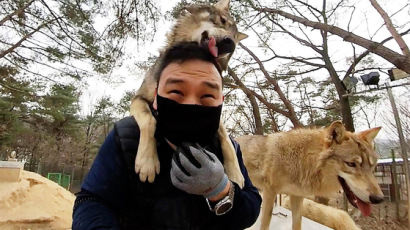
<box><xmin>237</xmin><ymin>121</ymin><xmax>384</xmax><ymax>230</ymax></box>
<box><xmin>129</xmin><ymin>0</ymin><xmax>248</xmax><ymax>186</ymax></box>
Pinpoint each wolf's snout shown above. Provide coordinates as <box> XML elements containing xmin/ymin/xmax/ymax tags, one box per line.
<box><xmin>217</xmin><ymin>37</ymin><xmax>235</xmax><ymax>55</ymax></box>
<box><xmin>200</xmin><ymin>32</ymin><xmax>235</xmax><ymax>58</ymax></box>
<box><xmin>369</xmin><ymin>195</ymin><xmax>384</xmax><ymax>204</ymax></box>
<box><xmin>201</xmin><ymin>31</ymin><xmax>209</xmax><ymax>41</ymax></box>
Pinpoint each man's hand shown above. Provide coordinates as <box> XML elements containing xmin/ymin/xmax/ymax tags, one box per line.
<box><xmin>170</xmin><ymin>143</ymin><xmax>229</xmax><ymax>199</ymax></box>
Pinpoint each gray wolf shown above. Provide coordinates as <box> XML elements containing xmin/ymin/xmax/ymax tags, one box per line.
<box><xmin>129</xmin><ymin>0</ymin><xmax>248</xmax><ymax>186</ymax></box>
<box><xmin>236</xmin><ymin>121</ymin><xmax>384</xmax><ymax>230</ymax></box>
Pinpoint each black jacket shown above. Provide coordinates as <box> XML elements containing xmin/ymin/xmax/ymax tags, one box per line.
<box><xmin>72</xmin><ymin>116</ymin><xmax>261</xmax><ymax>230</ymax></box>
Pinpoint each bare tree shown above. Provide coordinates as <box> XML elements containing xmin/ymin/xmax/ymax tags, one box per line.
<box><xmin>245</xmin><ymin>0</ymin><xmax>410</xmax><ymax>73</ymax></box>
<box><xmin>232</xmin><ymin>0</ymin><xmax>409</xmax><ymax>132</ymax></box>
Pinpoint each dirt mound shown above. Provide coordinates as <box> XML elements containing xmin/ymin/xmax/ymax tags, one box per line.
<box><xmin>0</xmin><ymin>170</ymin><xmax>75</xmax><ymax>230</ymax></box>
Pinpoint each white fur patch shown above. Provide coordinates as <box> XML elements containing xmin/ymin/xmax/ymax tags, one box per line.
<box><xmin>199</xmin><ymin>11</ymin><xmax>210</xmax><ymax>18</ymax></box>
<box><xmin>191</xmin><ymin>22</ymin><xmax>216</xmax><ymax>42</ymax></box>
<box><xmin>339</xmin><ymin>172</ymin><xmax>370</xmax><ymax>202</ymax></box>
<box><xmin>369</xmin><ymin>155</ymin><xmax>377</xmax><ymax>166</ymax></box>
<box><xmin>357</xmin><ymin>156</ymin><xmax>362</xmax><ymax>164</ymax></box>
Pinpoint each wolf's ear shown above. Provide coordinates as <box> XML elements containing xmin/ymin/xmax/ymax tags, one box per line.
<box><xmin>214</xmin><ymin>0</ymin><xmax>230</xmax><ymax>11</ymax></box>
<box><xmin>236</xmin><ymin>32</ymin><xmax>248</xmax><ymax>41</ymax></box>
<box><xmin>326</xmin><ymin>121</ymin><xmax>346</xmax><ymax>144</ymax></box>
<box><xmin>358</xmin><ymin>127</ymin><xmax>381</xmax><ymax>144</ymax></box>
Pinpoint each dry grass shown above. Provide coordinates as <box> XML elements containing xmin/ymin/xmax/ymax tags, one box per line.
<box><xmin>330</xmin><ymin>194</ymin><xmax>408</xmax><ymax>230</ymax></box>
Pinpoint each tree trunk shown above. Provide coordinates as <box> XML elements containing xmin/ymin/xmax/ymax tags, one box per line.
<box><xmin>320</xmin><ymin>17</ymin><xmax>356</xmax><ymax>132</ymax></box>
<box><xmin>339</xmin><ymin>96</ymin><xmax>355</xmax><ymax>132</ymax></box>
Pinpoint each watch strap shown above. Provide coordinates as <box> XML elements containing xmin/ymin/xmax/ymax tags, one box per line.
<box><xmin>205</xmin><ymin>180</ymin><xmax>234</xmax><ymax>215</ymax></box>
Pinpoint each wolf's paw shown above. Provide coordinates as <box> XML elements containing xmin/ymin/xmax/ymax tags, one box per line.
<box><xmin>135</xmin><ymin>141</ymin><xmax>160</xmax><ymax>183</ymax></box>
<box><xmin>219</xmin><ymin>128</ymin><xmax>245</xmax><ymax>188</ymax></box>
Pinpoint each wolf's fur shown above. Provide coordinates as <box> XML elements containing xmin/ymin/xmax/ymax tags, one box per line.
<box><xmin>236</xmin><ymin>121</ymin><xmax>384</xmax><ymax>230</ymax></box>
<box><xmin>282</xmin><ymin>196</ymin><xmax>361</xmax><ymax>230</ymax></box>
<box><xmin>129</xmin><ymin>0</ymin><xmax>247</xmax><ymax>185</ymax></box>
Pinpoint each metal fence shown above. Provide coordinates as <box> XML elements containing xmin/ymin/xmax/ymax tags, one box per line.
<box><xmin>24</xmin><ymin>161</ymin><xmax>89</xmax><ymax>194</ymax></box>
<box><xmin>47</xmin><ymin>173</ymin><xmax>71</xmax><ymax>190</ymax></box>
<box><xmin>375</xmin><ymin>160</ymin><xmax>408</xmax><ymax>202</ymax></box>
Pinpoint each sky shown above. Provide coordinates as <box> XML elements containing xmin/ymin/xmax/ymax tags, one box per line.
<box><xmin>78</xmin><ymin>0</ymin><xmax>410</xmax><ymax>141</ymax></box>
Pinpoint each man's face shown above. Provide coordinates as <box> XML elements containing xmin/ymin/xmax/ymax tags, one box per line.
<box><xmin>153</xmin><ymin>59</ymin><xmax>223</xmax><ymax>108</ymax></box>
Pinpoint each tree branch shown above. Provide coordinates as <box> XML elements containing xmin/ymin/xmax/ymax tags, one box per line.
<box><xmin>256</xmin><ymin>6</ymin><xmax>410</xmax><ymax>73</ymax></box>
<box><xmin>0</xmin><ymin>18</ymin><xmax>56</xmax><ymax>59</ymax></box>
<box><xmin>369</xmin><ymin>0</ymin><xmax>410</xmax><ymax>55</ymax></box>
<box><xmin>0</xmin><ymin>0</ymin><xmax>35</xmax><ymax>26</ymax></box>
<box><xmin>239</xmin><ymin>43</ymin><xmax>303</xmax><ymax>127</ymax></box>
<box><xmin>228</xmin><ymin>67</ymin><xmax>264</xmax><ymax>134</ymax></box>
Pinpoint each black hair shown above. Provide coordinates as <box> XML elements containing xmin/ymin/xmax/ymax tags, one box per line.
<box><xmin>154</xmin><ymin>42</ymin><xmax>222</xmax><ymax>83</ymax></box>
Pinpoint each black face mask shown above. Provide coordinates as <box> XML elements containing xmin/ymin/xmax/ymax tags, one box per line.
<box><xmin>155</xmin><ymin>95</ymin><xmax>222</xmax><ymax>146</ymax></box>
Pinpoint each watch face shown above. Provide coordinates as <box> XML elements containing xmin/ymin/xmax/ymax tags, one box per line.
<box><xmin>215</xmin><ymin>201</ymin><xmax>233</xmax><ymax>215</ymax></box>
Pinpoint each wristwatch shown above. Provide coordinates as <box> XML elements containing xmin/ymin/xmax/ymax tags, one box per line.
<box><xmin>206</xmin><ymin>181</ymin><xmax>235</xmax><ymax>216</ymax></box>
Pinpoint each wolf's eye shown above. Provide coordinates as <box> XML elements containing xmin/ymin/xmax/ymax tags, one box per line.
<box><xmin>345</xmin><ymin>162</ymin><xmax>356</xmax><ymax>168</ymax></box>
<box><xmin>220</xmin><ymin>16</ymin><xmax>226</xmax><ymax>24</ymax></box>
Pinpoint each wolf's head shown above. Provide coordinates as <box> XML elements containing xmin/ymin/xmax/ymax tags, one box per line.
<box><xmin>166</xmin><ymin>0</ymin><xmax>248</xmax><ymax>71</ymax></box>
<box><xmin>321</xmin><ymin>121</ymin><xmax>384</xmax><ymax>217</ymax></box>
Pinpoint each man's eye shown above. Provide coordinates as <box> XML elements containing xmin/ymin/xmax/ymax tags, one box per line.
<box><xmin>169</xmin><ymin>90</ymin><xmax>183</xmax><ymax>95</ymax></box>
<box><xmin>202</xmin><ymin>94</ymin><xmax>215</xmax><ymax>99</ymax></box>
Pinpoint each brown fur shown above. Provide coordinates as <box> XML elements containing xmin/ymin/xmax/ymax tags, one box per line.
<box><xmin>129</xmin><ymin>0</ymin><xmax>248</xmax><ymax>185</ymax></box>
<box><xmin>237</xmin><ymin>121</ymin><xmax>383</xmax><ymax>230</ymax></box>
<box><xmin>282</xmin><ymin>196</ymin><xmax>361</xmax><ymax>230</ymax></box>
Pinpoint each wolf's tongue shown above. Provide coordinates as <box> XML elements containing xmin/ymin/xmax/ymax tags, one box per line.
<box><xmin>208</xmin><ymin>36</ymin><xmax>218</xmax><ymax>57</ymax></box>
<box><xmin>356</xmin><ymin>197</ymin><xmax>371</xmax><ymax>216</ymax></box>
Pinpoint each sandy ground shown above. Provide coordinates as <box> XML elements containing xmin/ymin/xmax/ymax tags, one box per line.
<box><xmin>0</xmin><ymin>170</ymin><xmax>407</xmax><ymax>230</ymax></box>
<box><xmin>0</xmin><ymin>170</ymin><xmax>75</xmax><ymax>230</ymax></box>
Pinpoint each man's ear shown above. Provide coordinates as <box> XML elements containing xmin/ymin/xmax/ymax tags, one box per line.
<box><xmin>358</xmin><ymin>127</ymin><xmax>381</xmax><ymax>144</ymax></box>
<box><xmin>153</xmin><ymin>88</ymin><xmax>158</xmax><ymax>110</ymax></box>
<box><xmin>326</xmin><ymin>120</ymin><xmax>346</xmax><ymax>145</ymax></box>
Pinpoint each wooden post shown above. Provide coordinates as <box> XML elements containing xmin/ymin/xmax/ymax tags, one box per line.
<box><xmin>279</xmin><ymin>194</ymin><xmax>282</xmax><ymax>206</ymax></box>
<box><xmin>391</xmin><ymin>150</ymin><xmax>400</xmax><ymax>220</ymax></box>
<box><xmin>386</xmin><ymin>83</ymin><xmax>410</xmax><ymax>226</ymax></box>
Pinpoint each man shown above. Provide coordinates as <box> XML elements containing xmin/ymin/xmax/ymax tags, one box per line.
<box><xmin>72</xmin><ymin>42</ymin><xmax>261</xmax><ymax>230</ymax></box>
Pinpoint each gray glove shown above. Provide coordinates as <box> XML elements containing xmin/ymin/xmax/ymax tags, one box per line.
<box><xmin>170</xmin><ymin>143</ymin><xmax>228</xmax><ymax>198</ymax></box>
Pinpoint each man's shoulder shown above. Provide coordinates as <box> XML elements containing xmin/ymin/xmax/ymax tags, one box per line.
<box><xmin>113</xmin><ymin>116</ymin><xmax>140</xmax><ymax>156</ymax></box>
<box><xmin>114</xmin><ymin>116</ymin><xmax>140</xmax><ymax>135</ymax></box>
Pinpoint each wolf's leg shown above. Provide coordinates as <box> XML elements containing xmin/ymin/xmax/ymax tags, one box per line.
<box><xmin>260</xmin><ymin>190</ymin><xmax>276</xmax><ymax>230</ymax></box>
<box><xmin>218</xmin><ymin>123</ymin><xmax>244</xmax><ymax>188</ymax></box>
<box><xmin>130</xmin><ymin>97</ymin><xmax>159</xmax><ymax>183</ymax></box>
<box><xmin>290</xmin><ymin>195</ymin><xmax>303</xmax><ymax>230</ymax></box>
